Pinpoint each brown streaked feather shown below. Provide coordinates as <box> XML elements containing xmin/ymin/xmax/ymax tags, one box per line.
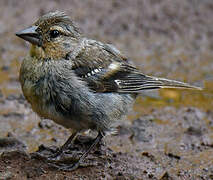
<box><xmin>71</xmin><ymin>40</ymin><xmax>202</xmax><ymax>93</ymax></box>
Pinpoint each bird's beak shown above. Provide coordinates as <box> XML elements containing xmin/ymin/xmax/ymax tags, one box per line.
<box><xmin>16</xmin><ymin>26</ymin><xmax>41</xmax><ymax>46</ymax></box>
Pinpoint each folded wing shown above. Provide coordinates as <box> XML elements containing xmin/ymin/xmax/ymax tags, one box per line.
<box><xmin>71</xmin><ymin>41</ymin><xmax>201</xmax><ymax>93</ymax></box>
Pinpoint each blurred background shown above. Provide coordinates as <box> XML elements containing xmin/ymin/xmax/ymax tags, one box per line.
<box><xmin>0</xmin><ymin>0</ymin><xmax>212</xmax><ymax>179</ymax></box>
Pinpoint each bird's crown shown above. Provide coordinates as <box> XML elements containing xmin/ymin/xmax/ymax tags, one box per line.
<box><xmin>35</xmin><ymin>11</ymin><xmax>81</xmax><ymax>37</ymax></box>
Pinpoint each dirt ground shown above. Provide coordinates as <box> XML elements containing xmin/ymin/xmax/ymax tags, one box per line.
<box><xmin>0</xmin><ymin>0</ymin><xmax>213</xmax><ymax>179</ymax></box>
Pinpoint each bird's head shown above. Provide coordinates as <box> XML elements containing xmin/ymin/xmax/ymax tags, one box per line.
<box><xmin>16</xmin><ymin>11</ymin><xmax>82</xmax><ymax>60</ymax></box>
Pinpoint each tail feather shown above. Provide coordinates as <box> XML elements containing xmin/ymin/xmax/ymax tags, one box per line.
<box><xmin>145</xmin><ymin>76</ymin><xmax>202</xmax><ymax>90</ymax></box>
<box><xmin>118</xmin><ymin>75</ymin><xmax>202</xmax><ymax>92</ymax></box>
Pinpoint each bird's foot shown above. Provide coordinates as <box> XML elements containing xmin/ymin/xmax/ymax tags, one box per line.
<box><xmin>48</xmin><ymin>161</ymin><xmax>81</xmax><ymax>171</ymax></box>
<box><xmin>30</xmin><ymin>144</ymin><xmax>71</xmax><ymax>162</ymax></box>
<box><xmin>30</xmin><ymin>144</ymin><xmax>58</xmax><ymax>160</ymax></box>
<box><xmin>46</xmin><ymin>148</ymin><xmax>63</xmax><ymax>161</ymax></box>
<box><xmin>31</xmin><ymin>134</ymin><xmax>103</xmax><ymax>171</ymax></box>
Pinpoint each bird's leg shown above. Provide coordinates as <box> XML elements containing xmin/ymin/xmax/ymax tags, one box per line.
<box><xmin>60</xmin><ymin>131</ymin><xmax>78</xmax><ymax>152</ymax></box>
<box><xmin>58</xmin><ymin>131</ymin><xmax>104</xmax><ymax>171</ymax></box>
<box><xmin>48</xmin><ymin>131</ymin><xmax>78</xmax><ymax>159</ymax></box>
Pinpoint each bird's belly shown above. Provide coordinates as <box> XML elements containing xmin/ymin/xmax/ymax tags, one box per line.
<box><xmin>30</xmin><ymin>97</ymin><xmax>88</xmax><ymax>130</ymax></box>
<box><xmin>21</xmin><ymin>82</ymin><xmax>78</xmax><ymax>130</ymax></box>
<box><xmin>21</xmin><ymin>76</ymin><xmax>135</xmax><ymax>133</ymax></box>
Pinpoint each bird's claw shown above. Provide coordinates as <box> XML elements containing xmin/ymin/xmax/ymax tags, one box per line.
<box><xmin>48</xmin><ymin>161</ymin><xmax>80</xmax><ymax>171</ymax></box>
<box><xmin>31</xmin><ymin>145</ymin><xmax>67</xmax><ymax>162</ymax></box>
<box><xmin>59</xmin><ymin>162</ymin><xmax>80</xmax><ymax>171</ymax></box>
<box><xmin>46</xmin><ymin>149</ymin><xmax>63</xmax><ymax>160</ymax></box>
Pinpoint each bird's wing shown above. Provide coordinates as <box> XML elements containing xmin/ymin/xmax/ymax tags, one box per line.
<box><xmin>71</xmin><ymin>40</ymin><xmax>201</xmax><ymax>93</ymax></box>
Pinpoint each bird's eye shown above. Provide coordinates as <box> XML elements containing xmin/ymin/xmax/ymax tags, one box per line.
<box><xmin>49</xmin><ymin>30</ymin><xmax>60</xmax><ymax>38</ymax></box>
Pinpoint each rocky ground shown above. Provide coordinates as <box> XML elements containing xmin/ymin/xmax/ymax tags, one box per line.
<box><xmin>0</xmin><ymin>0</ymin><xmax>212</xmax><ymax>179</ymax></box>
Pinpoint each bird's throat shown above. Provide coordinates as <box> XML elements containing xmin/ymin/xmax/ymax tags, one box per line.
<box><xmin>30</xmin><ymin>45</ymin><xmax>46</xmax><ymax>59</ymax></box>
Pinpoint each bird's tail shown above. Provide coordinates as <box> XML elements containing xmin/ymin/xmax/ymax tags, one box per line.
<box><xmin>118</xmin><ymin>74</ymin><xmax>202</xmax><ymax>92</ymax></box>
<box><xmin>142</xmin><ymin>75</ymin><xmax>202</xmax><ymax>90</ymax></box>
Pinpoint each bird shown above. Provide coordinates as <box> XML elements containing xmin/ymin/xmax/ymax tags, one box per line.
<box><xmin>16</xmin><ymin>11</ymin><xmax>201</xmax><ymax>171</ymax></box>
